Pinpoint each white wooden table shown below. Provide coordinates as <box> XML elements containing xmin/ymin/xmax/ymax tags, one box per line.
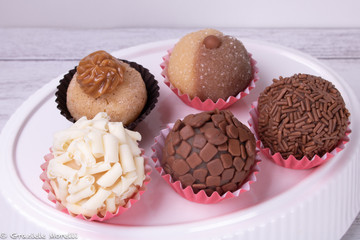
<box><xmin>0</xmin><ymin>28</ymin><xmax>359</xmax><ymax>239</ymax></box>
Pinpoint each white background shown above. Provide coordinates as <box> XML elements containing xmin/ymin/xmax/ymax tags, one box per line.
<box><xmin>0</xmin><ymin>0</ymin><xmax>359</xmax><ymax>28</ymax></box>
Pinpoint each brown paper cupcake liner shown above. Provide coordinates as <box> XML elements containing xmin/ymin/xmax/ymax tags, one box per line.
<box><xmin>55</xmin><ymin>59</ymin><xmax>159</xmax><ymax>130</ymax></box>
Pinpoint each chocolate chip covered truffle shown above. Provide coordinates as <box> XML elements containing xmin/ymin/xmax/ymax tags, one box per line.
<box><xmin>258</xmin><ymin>73</ymin><xmax>350</xmax><ymax>159</ymax></box>
<box><xmin>162</xmin><ymin>110</ymin><xmax>256</xmax><ymax>197</ymax></box>
<box><xmin>167</xmin><ymin>29</ymin><xmax>253</xmax><ymax>102</ymax></box>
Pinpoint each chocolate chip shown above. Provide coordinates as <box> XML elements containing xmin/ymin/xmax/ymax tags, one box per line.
<box><xmin>211</xmin><ymin>114</ymin><xmax>225</xmax><ymax>126</ymax></box>
<box><xmin>245</xmin><ymin>140</ymin><xmax>255</xmax><ymax>157</ymax></box>
<box><xmin>172</xmin><ymin>119</ymin><xmax>184</xmax><ymax>132</ymax></box>
<box><xmin>166</xmin><ymin>141</ymin><xmax>175</xmax><ymax>156</ymax></box>
<box><xmin>228</xmin><ymin>139</ymin><xmax>241</xmax><ymax>156</ymax></box>
<box><xmin>176</xmin><ymin>140</ymin><xmax>192</xmax><ymax>158</ymax></box>
<box><xmin>180</xmin><ymin>125</ymin><xmax>195</xmax><ymax>140</ymax></box>
<box><xmin>193</xmin><ymin>168</ymin><xmax>208</xmax><ymax>182</ymax></box>
<box><xmin>206</xmin><ymin>176</ymin><xmax>221</xmax><ymax>186</ymax></box>
<box><xmin>240</xmin><ymin>144</ymin><xmax>247</xmax><ymax>159</ymax></box>
<box><xmin>203</xmin><ymin>35</ymin><xmax>222</xmax><ymax>49</ymax></box>
<box><xmin>187</xmin><ymin>112</ymin><xmax>211</xmax><ymax>127</ymax></box>
<box><xmin>232</xmin><ymin>117</ymin><xmax>242</xmax><ymax>127</ymax></box>
<box><xmin>224</xmin><ymin>110</ymin><xmax>234</xmax><ymax>125</ymax></box>
<box><xmin>221</xmin><ymin>182</ymin><xmax>237</xmax><ymax>192</ymax></box>
<box><xmin>166</xmin><ymin>156</ymin><xmax>175</xmax><ymax>167</ymax></box>
<box><xmin>233</xmin><ymin>157</ymin><xmax>245</xmax><ymax>171</ymax></box>
<box><xmin>192</xmin><ymin>183</ymin><xmax>206</xmax><ymax>192</ymax></box>
<box><xmin>200</xmin><ymin>122</ymin><xmax>215</xmax><ymax>133</ymax></box>
<box><xmin>244</xmin><ymin>157</ymin><xmax>254</xmax><ymax>170</ymax></box>
<box><xmin>238</xmin><ymin>127</ymin><xmax>250</xmax><ymax>142</ymax></box>
<box><xmin>221</xmin><ymin>168</ymin><xmax>235</xmax><ymax>182</ymax></box>
<box><xmin>200</xmin><ymin>142</ymin><xmax>218</xmax><ymax>162</ymax></box>
<box><xmin>218</xmin><ymin>143</ymin><xmax>227</xmax><ymax>151</ymax></box>
<box><xmin>207</xmin><ymin>158</ymin><xmax>224</xmax><ymax>176</ymax></box>
<box><xmin>186</xmin><ymin>152</ymin><xmax>203</xmax><ymax>168</ymax></box>
<box><xmin>172</xmin><ymin>159</ymin><xmax>190</xmax><ymax>175</ymax></box>
<box><xmin>204</xmin><ymin>127</ymin><xmax>228</xmax><ymax>145</ymax></box>
<box><xmin>179</xmin><ymin>173</ymin><xmax>196</xmax><ymax>187</ymax></box>
<box><xmin>220</xmin><ymin>153</ymin><xmax>232</xmax><ymax>168</ymax></box>
<box><xmin>163</xmin><ymin>164</ymin><xmax>173</xmax><ymax>175</ymax></box>
<box><xmin>232</xmin><ymin>171</ymin><xmax>246</xmax><ymax>184</ymax></box>
<box><xmin>182</xmin><ymin>114</ymin><xmax>194</xmax><ymax>125</ymax></box>
<box><xmin>193</xmin><ymin>134</ymin><xmax>207</xmax><ymax>149</ymax></box>
<box><xmin>226</xmin><ymin>124</ymin><xmax>238</xmax><ymax>139</ymax></box>
<box><xmin>170</xmin><ymin>131</ymin><xmax>181</xmax><ymax>146</ymax></box>
<box><xmin>218</xmin><ymin>121</ymin><xmax>228</xmax><ymax>133</ymax></box>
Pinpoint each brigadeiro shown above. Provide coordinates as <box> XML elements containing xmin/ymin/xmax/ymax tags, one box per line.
<box><xmin>152</xmin><ymin>109</ymin><xmax>260</xmax><ymax>203</ymax></box>
<box><xmin>252</xmin><ymin>73</ymin><xmax>350</xmax><ymax>169</ymax></box>
<box><xmin>55</xmin><ymin>50</ymin><xmax>159</xmax><ymax>130</ymax></box>
<box><xmin>161</xmin><ymin>28</ymin><xmax>259</xmax><ymax>111</ymax></box>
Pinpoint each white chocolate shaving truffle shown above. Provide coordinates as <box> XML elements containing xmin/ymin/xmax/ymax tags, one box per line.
<box><xmin>47</xmin><ymin>112</ymin><xmax>146</xmax><ymax>217</ymax></box>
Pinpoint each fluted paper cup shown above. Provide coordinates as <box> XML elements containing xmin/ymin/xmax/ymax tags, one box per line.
<box><xmin>248</xmin><ymin>101</ymin><xmax>351</xmax><ymax>170</ymax></box>
<box><xmin>160</xmin><ymin>49</ymin><xmax>259</xmax><ymax>111</ymax></box>
<box><xmin>151</xmin><ymin>123</ymin><xmax>260</xmax><ymax>204</ymax></box>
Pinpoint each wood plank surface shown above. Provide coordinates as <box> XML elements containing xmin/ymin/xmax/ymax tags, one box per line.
<box><xmin>0</xmin><ymin>28</ymin><xmax>359</xmax><ymax>59</ymax></box>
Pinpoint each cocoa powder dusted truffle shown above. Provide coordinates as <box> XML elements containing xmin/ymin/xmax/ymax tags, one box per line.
<box><xmin>167</xmin><ymin>29</ymin><xmax>253</xmax><ymax>102</ymax></box>
<box><xmin>258</xmin><ymin>73</ymin><xmax>350</xmax><ymax>159</ymax></box>
<box><xmin>162</xmin><ymin>110</ymin><xmax>256</xmax><ymax>197</ymax></box>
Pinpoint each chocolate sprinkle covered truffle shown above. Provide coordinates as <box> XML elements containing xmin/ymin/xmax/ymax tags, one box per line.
<box><xmin>162</xmin><ymin>109</ymin><xmax>256</xmax><ymax>197</ymax></box>
<box><xmin>258</xmin><ymin>73</ymin><xmax>350</xmax><ymax>159</ymax></box>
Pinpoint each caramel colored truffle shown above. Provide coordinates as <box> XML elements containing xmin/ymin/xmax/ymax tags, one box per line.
<box><xmin>67</xmin><ymin>61</ymin><xmax>147</xmax><ymax>125</ymax></box>
<box><xmin>258</xmin><ymin>73</ymin><xmax>350</xmax><ymax>159</ymax></box>
<box><xmin>162</xmin><ymin>109</ymin><xmax>256</xmax><ymax>196</ymax></box>
<box><xmin>167</xmin><ymin>29</ymin><xmax>253</xmax><ymax>101</ymax></box>
<box><xmin>77</xmin><ymin>50</ymin><xmax>125</xmax><ymax>98</ymax></box>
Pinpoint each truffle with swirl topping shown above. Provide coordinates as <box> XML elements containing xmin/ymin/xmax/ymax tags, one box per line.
<box><xmin>76</xmin><ymin>50</ymin><xmax>125</xmax><ymax>99</ymax></box>
<box><xmin>66</xmin><ymin>50</ymin><xmax>147</xmax><ymax>125</ymax></box>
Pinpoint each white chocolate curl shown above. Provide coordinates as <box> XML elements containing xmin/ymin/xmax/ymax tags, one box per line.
<box><xmin>47</xmin><ymin>112</ymin><xmax>145</xmax><ymax>217</ymax></box>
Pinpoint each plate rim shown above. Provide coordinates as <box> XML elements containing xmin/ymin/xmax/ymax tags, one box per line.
<box><xmin>1</xmin><ymin>38</ymin><xmax>359</xmax><ymax>239</ymax></box>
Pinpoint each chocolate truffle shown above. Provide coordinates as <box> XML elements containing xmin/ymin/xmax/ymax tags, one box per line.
<box><xmin>162</xmin><ymin>109</ymin><xmax>256</xmax><ymax>196</ymax></box>
<box><xmin>167</xmin><ymin>29</ymin><xmax>253</xmax><ymax>101</ymax></box>
<box><xmin>258</xmin><ymin>73</ymin><xmax>350</xmax><ymax>159</ymax></box>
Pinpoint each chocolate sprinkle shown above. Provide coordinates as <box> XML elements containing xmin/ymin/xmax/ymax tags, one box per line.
<box><xmin>258</xmin><ymin>74</ymin><xmax>350</xmax><ymax>159</ymax></box>
<box><xmin>162</xmin><ymin>109</ymin><xmax>256</xmax><ymax>196</ymax></box>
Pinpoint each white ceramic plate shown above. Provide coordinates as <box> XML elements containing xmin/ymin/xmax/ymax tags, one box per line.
<box><xmin>0</xmin><ymin>39</ymin><xmax>359</xmax><ymax>240</ymax></box>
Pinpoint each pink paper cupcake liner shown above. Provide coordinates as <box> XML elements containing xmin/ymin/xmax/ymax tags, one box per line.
<box><xmin>150</xmin><ymin>123</ymin><xmax>261</xmax><ymax>204</ymax></box>
<box><xmin>160</xmin><ymin>49</ymin><xmax>259</xmax><ymax>111</ymax></box>
<box><xmin>248</xmin><ymin>101</ymin><xmax>351</xmax><ymax>170</ymax></box>
<box><xmin>40</xmin><ymin>150</ymin><xmax>151</xmax><ymax>221</ymax></box>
